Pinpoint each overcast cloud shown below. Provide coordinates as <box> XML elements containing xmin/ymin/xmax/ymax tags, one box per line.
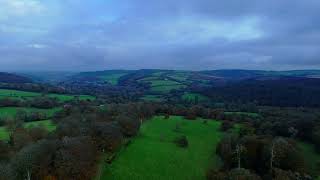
<box><xmin>0</xmin><ymin>0</ymin><xmax>319</xmax><ymax>71</ymax></box>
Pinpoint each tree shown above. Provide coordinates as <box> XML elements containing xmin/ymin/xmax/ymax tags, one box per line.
<box><xmin>54</xmin><ymin>137</ymin><xmax>98</xmax><ymax>180</ymax></box>
<box><xmin>10</xmin><ymin>140</ymin><xmax>56</xmax><ymax>180</ymax></box>
<box><xmin>11</xmin><ymin>128</ymin><xmax>33</xmax><ymax>151</ymax></box>
<box><xmin>116</xmin><ymin>114</ymin><xmax>140</xmax><ymax>137</ymax></box>
<box><xmin>0</xmin><ymin>163</ymin><xmax>11</xmax><ymax>180</ymax></box>
<box><xmin>0</xmin><ymin>140</ymin><xmax>10</xmax><ymax>161</ymax></box>
<box><xmin>91</xmin><ymin>122</ymin><xmax>123</xmax><ymax>152</ymax></box>
<box><xmin>312</xmin><ymin>127</ymin><xmax>320</xmax><ymax>152</ymax></box>
<box><xmin>269</xmin><ymin>138</ymin><xmax>306</xmax><ymax>172</ymax></box>
<box><xmin>15</xmin><ymin>109</ymin><xmax>28</xmax><ymax>122</ymax></box>
<box><xmin>228</xmin><ymin>168</ymin><xmax>261</xmax><ymax>180</ymax></box>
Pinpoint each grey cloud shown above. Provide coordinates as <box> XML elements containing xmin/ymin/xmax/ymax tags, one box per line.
<box><xmin>0</xmin><ymin>0</ymin><xmax>319</xmax><ymax>71</ymax></box>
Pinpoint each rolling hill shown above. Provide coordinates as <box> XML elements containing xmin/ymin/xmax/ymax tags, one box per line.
<box><xmin>0</xmin><ymin>72</ymin><xmax>32</xmax><ymax>84</ymax></box>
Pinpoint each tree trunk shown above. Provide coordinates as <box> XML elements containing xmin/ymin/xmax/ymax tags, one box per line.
<box><xmin>26</xmin><ymin>169</ymin><xmax>31</xmax><ymax>180</ymax></box>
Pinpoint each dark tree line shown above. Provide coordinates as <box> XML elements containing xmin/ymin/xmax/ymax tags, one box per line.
<box><xmin>196</xmin><ymin>77</ymin><xmax>320</xmax><ymax>107</ymax></box>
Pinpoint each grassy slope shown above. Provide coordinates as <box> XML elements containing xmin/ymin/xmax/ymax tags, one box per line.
<box><xmin>0</xmin><ymin>89</ymin><xmax>94</xmax><ymax>102</ymax></box>
<box><xmin>100</xmin><ymin>116</ymin><xmax>222</xmax><ymax>180</ymax></box>
<box><xmin>298</xmin><ymin>142</ymin><xmax>320</xmax><ymax>178</ymax></box>
<box><xmin>0</xmin><ymin>120</ymin><xmax>56</xmax><ymax>140</ymax></box>
<box><xmin>139</xmin><ymin>72</ymin><xmax>188</xmax><ymax>93</ymax></box>
<box><xmin>168</xmin><ymin>72</ymin><xmax>190</xmax><ymax>81</ymax></box>
<box><xmin>0</xmin><ymin>107</ymin><xmax>61</xmax><ymax>119</ymax></box>
<box><xmin>101</xmin><ymin>73</ymin><xmax>128</xmax><ymax>85</ymax></box>
<box><xmin>182</xmin><ymin>93</ymin><xmax>209</xmax><ymax>102</ymax></box>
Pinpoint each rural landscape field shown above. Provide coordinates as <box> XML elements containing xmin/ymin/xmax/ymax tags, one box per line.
<box><xmin>1</xmin><ymin>0</ymin><xmax>320</xmax><ymax>180</ymax></box>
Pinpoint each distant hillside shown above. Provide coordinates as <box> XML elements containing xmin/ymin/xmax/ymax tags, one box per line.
<box><xmin>64</xmin><ymin>69</ymin><xmax>320</xmax><ymax>87</ymax></box>
<box><xmin>19</xmin><ymin>71</ymin><xmax>77</xmax><ymax>84</ymax></box>
<box><xmin>202</xmin><ymin>69</ymin><xmax>320</xmax><ymax>80</ymax></box>
<box><xmin>0</xmin><ymin>72</ymin><xmax>32</xmax><ymax>83</ymax></box>
<box><xmin>199</xmin><ymin>77</ymin><xmax>320</xmax><ymax>107</ymax></box>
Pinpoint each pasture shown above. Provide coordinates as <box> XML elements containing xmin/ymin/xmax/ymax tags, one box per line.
<box><xmin>0</xmin><ymin>120</ymin><xmax>56</xmax><ymax>141</ymax></box>
<box><xmin>0</xmin><ymin>107</ymin><xmax>61</xmax><ymax>119</ymax></box>
<box><xmin>182</xmin><ymin>92</ymin><xmax>209</xmax><ymax>102</ymax></box>
<box><xmin>101</xmin><ymin>73</ymin><xmax>128</xmax><ymax>85</ymax></box>
<box><xmin>99</xmin><ymin>116</ymin><xmax>222</xmax><ymax>180</ymax></box>
<box><xmin>0</xmin><ymin>89</ymin><xmax>94</xmax><ymax>102</ymax></box>
<box><xmin>298</xmin><ymin>142</ymin><xmax>320</xmax><ymax>178</ymax></box>
<box><xmin>139</xmin><ymin>73</ymin><xmax>188</xmax><ymax>93</ymax></box>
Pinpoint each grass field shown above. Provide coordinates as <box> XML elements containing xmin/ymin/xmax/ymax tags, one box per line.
<box><xmin>151</xmin><ymin>84</ymin><xmax>186</xmax><ymax>93</ymax></box>
<box><xmin>140</xmin><ymin>77</ymin><xmax>187</xmax><ymax>93</ymax></box>
<box><xmin>0</xmin><ymin>107</ymin><xmax>61</xmax><ymax>119</ymax></box>
<box><xmin>168</xmin><ymin>72</ymin><xmax>191</xmax><ymax>81</ymax></box>
<box><xmin>0</xmin><ymin>120</ymin><xmax>56</xmax><ymax>141</ymax></box>
<box><xmin>298</xmin><ymin>142</ymin><xmax>320</xmax><ymax>178</ymax></box>
<box><xmin>99</xmin><ymin>116</ymin><xmax>222</xmax><ymax>180</ymax></box>
<box><xmin>0</xmin><ymin>89</ymin><xmax>95</xmax><ymax>102</ymax></box>
<box><xmin>182</xmin><ymin>93</ymin><xmax>209</xmax><ymax>102</ymax></box>
<box><xmin>101</xmin><ymin>73</ymin><xmax>127</xmax><ymax>85</ymax></box>
<box><xmin>148</xmin><ymin>80</ymin><xmax>181</xmax><ymax>87</ymax></box>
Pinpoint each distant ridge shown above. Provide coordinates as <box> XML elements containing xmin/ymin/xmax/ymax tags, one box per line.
<box><xmin>0</xmin><ymin>72</ymin><xmax>32</xmax><ymax>83</ymax></box>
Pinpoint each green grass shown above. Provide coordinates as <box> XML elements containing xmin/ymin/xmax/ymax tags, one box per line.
<box><xmin>148</xmin><ymin>80</ymin><xmax>182</xmax><ymax>87</ymax></box>
<box><xmin>100</xmin><ymin>116</ymin><xmax>222</xmax><ymax>180</ymax></box>
<box><xmin>0</xmin><ymin>107</ymin><xmax>61</xmax><ymax>119</ymax></box>
<box><xmin>101</xmin><ymin>73</ymin><xmax>127</xmax><ymax>85</ymax></box>
<box><xmin>298</xmin><ymin>142</ymin><xmax>320</xmax><ymax>178</ymax></box>
<box><xmin>182</xmin><ymin>93</ymin><xmax>209</xmax><ymax>102</ymax></box>
<box><xmin>24</xmin><ymin>120</ymin><xmax>56</xmax><ymax>132</ymax></box>
<box><xmin>151</xmin><ymin>84</ymin><xmax>186</xmax><ymax>93</ymax></box>
<box><xmin>0</xmin><ymin>89</ymin><xmax>95</xmax><ymax>102</ymax></box>
<box><xmin>0</xmin><ymin>120</ymin><xmax>56</xmax><ymax>141</ymax></box>
<box><xmin>0</xmin><ymin>126</ymin><xmax>9</xmax><ymax>140</ymax></box>
<box><xmin>168</xmin><ymin>72</ymin><xmax>191</xmax><ymax>81</ymax></box>
<box><xmin>140</xmin><ymin>78</ymin><xmax>187</xmax><ymax>93</ymax></box>
<box><xmin>141</xmin><ymin>95</ymin><xmax>164</xmax><ymax>102</ymax></box>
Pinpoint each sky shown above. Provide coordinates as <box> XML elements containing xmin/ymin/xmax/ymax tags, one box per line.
<box><xmin>0</xmin><ymin>0</ymin><xmax>319</xmax><ymax>71</ymax></box>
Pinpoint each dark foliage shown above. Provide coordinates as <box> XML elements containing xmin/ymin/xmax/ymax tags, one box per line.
<box><xmin>174</xmin><ymin>135</ymin><xmax>189</xmax><ymax>148</ymax></box>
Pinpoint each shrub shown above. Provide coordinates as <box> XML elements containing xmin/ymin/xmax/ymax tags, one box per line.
<box><xmin>174</xmin><ymin>135</ymin><xmax>189</xmax><ymax>148</ymax></box>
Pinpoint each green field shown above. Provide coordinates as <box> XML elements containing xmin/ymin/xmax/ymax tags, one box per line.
<box><xmin>0</xmin><ymin>120</ymin><xmax>56</xmax><ymax>141</ymax></box>
<box><xmin>101</xmin><ymin>73</ymin><xmax>127</xmax><ymax>85</ymax></box>
<box><xmin>0</xmin><ymin>89</ymin><xmax>94</xmax><ymax>102</ymax></box>
<box><xmin>151</xmin><ymin>84</ymin><xmax>186</xmax><ymax>93</ymax></box>
<box><xmin>298</xmin><ymin>142</ymin><xmax>320</xmax><ymax>178</ymax></box>
<box><xmin>0</xmin><ymin>107</ymin><xmax>61</xmax><ymax>119</ymax></box>
<box><xmin>139</xmin><ymin>77</ymin><xmax>187</xmax><ymax>93</ymax></box>
<box><xmin>182</xmin><ymin>93</ymin><xmax>209</xmax><ymax>102</ymax></box>
<box><xmin>146</xmin><ymin>79</ymin><xmax>186</xmax><ymax>93</ymax></box>
<box><xmin>168</xmin><ymin>72</ymin><xmax>191</xmax><ymax>81</ymax></box>
<box><xmin>0</xmin><ymin>126</ymin><xmax>9</xmax><ymax>140</ymax></box>
<box><xmin>99</xmin><ymin>116</ymin><xmax>222</xmax><ymax>180</ymax></box>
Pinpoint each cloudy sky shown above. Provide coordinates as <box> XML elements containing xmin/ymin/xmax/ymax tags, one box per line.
<box><xmin>0</xmin><ymin>0</ymin><xmax>319</xmax><ymax>71</ymax></box>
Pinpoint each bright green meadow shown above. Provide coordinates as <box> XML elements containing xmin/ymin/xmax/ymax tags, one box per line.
<box><xmin>99</xmin><ymin>116</ymin><xmax>222</xmax><ymax>180</ymax></box>
<box><xmin>0</xmin><ymin>107</ymin><xmax>61</xmax><ymax>119</ymax></box>
<box><xmin>0</xmin><ymin>89</ymin><xmax>94</xmax><ymax>102</ymax></box>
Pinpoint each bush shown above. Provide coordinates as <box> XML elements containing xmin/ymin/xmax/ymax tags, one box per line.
<box><xmin>220</xmin><ymin>121</ymin><xmax>233</xmax><ymax>131</ymax></box>
<box><xmin>174</xmin><ymin>135</ymin><xmax>189</xmax><ymax>148</ymax></box>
